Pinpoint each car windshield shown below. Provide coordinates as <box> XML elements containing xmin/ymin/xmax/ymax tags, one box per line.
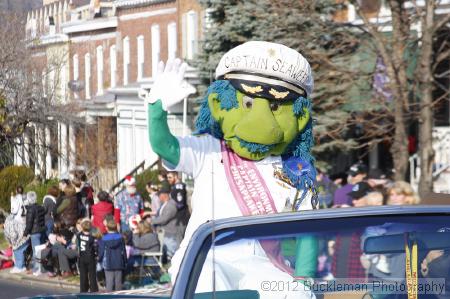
<box><xmin>188</xmin><ymin>214</ymin><xmax>450</xmax><ymax>299</ymax></box>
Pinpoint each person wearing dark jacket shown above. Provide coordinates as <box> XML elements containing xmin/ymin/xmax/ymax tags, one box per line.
<box><xmin>77</xmin><ymin>219</ymin><xmax>98</xmax><ymax>293</ymax></box>
<box><xmin>74</xmin><ymin>170</ymin><xmax>95</xmax><ymax>209</ymax></box>
<box><xmin>72</xmin><ymin>177</ymin><xmax>95</xmax><ymax>218</ymax></box>
<box><xmin>24</xmin><ymin>191</ymin><xmax>46</xmax><ymax>274</ymax></box>
<box><xmin>167</xmin><ymin>171</ymin><xmax>188</xmax><ymax>211</ymax></box>
<box><xmin>55</xmin><ymin>185</ymin><xmax>79</xmax><ymax>228</ymax></box>
<box><xmin>98</xmin><ymin>219</ymin><xmax>127</xmax><ymax>292</ymax></box>
<box><xmin>42</xmin><ymin>186</ymin><xmax>59</xmax><ymax>237</ymax></box>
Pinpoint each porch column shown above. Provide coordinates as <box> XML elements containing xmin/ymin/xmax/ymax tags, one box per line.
<box><xmin>68</xmin><ymin>123</ymin><xmax>76</xmax><ymax>171</ymax></box>
<box><xmin>23</xmin><ymin>133</ymin><xmax>30</xmax><ymax>167</ymax></box>
<box><xmin>14</xmin><ymin>138</ymin><xmax>23</xmax><ymax>165</ymax></box>
<box><xmin>59</xmin><ymin>122</ymin><xmax>68</xmax><ymax>177</ymax></box>
<box><xmin>45</xmin><ymin>126</ymin><xmax>52</xmax><ymax>178</ymax></box>
<box><xmin>13</xmin><ymin>144</ymin><xmax>17</xmax><ymax>165</ymax></box>
<box><xmin>35</xmin><ymin>125</ymin><xmax>44</xmax><ymax>176</ymax></box>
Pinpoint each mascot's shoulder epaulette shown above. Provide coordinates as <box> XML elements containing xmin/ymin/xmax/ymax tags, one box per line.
<box><xmin>280</xmin><ymin>156</ymin><xmax>316</xmax><ymax>191</ymax></box>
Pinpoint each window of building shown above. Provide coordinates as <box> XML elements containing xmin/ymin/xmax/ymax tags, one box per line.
<box><xmin>347</xmin><ymin>3</ymin><xmax>356</xmax><ymax>21</ymax></box>
<box><xmin>96</xmin><ymin>46</ymin><xmax>104</xmax><ymax>95</ymax></box>
<box><xmin>137</xmin><ymin>35</ymin><xmax>145</xmax><ymax>81</ymax></box>
<box><xmin>123</xmin><ymin>36</ymin><xmax>130</xmax><ymax>85</ymax></box>
<box><xmin>110</xmin><ymin>45</ymin><xmax>117</xmax><ymax>88</ymax></box>
<box><xmin>167</xmin><ymin>22</ymin><xmax>177</xmax><ymax>60</ymax></box>
<box><xmin>49</xmin><ymin>16</ymin><xmax>56</xmax><ymax>35</ymax></box>
<box><xmin>30</xmin><ymin>19</ymin><xmax>37</xmax><ymax>38</ymax></box>
<box><xmin>85</xmin><ymin>53</ymin><xmax>91</xmax><ymax>99</ymax></box>
<box><xmin>73</xmin><ymin>54</ymin><xmax>79</xmax><ymax>80</ymax></box>
<box><xmin>73</xmin><ymin>54</ymin><xmax>79</xmax><ymax>99</ymax></box>
<box><xmin>151</xmin><ymin>25</ymin><xmax>160</xmax><ymax>78</ymax></box>
<box><xmin>184</xmin><ymin>10</ymin><xmax>198</xmax><ymax>60</ymax></box>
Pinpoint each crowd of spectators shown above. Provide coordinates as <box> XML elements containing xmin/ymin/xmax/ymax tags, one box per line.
<box><xmin>314</xmin><ymin>162</ymin><xmax>423</xmax><ymax>283</ymax></box>
<box><xmin>3</xmin><ymin>169</ymin><xmax>190</xmax><ymax>293</ymax></box>
<box><xmin>1</xmin><ymin>162</ymin><xmax>425</xmax><ymax>292</ymax></box>
<box><xmin>316</xmin><ymin>162</ymin><xmax>420</xmax><ymax>209</ymax></box>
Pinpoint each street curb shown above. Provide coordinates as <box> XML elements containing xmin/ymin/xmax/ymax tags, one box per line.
<box><xmin>0</xmin><ymin>270</ymin><xmax>79</xmax><ymax>291</ymax></box>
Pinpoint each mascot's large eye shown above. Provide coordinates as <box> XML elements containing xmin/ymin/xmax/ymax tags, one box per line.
<box><xmin>270</xmin><ymin>102</ymin><xmax>279</xmax><ymax>112</ymax></box>
<box><xmin>243</xmin><ymin>96</ymin><xmax>254</xmax><ymax>109</ymax></box>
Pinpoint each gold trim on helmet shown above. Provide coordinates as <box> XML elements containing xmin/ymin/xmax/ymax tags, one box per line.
<box><xmin>224</xmin><ymin>73</ymin><xmax>306</xmax><ymax>97</ymax></box>
<box><xmin>269</xmin><ymin>88</ymin><xmax>290</xmax><ymax>99</ymax></box>
<box><xmin>241</xmin><ymin>83</ymin><xmax>263</xmax><ymax>94</ymax></box>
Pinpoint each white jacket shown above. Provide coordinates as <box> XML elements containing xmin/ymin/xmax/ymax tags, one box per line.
<box><xmin>10</xmin><ymin>194</ymin><xmax>25</xmax><ymax>223</ymax></box>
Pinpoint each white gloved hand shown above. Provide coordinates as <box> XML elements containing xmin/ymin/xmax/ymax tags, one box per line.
<box><xmin>139</xmin><ymin>59</ymin><xmax>196</xmax><ymax>111</ymax></box>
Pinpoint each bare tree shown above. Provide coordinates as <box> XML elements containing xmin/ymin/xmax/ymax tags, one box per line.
<box><xmin>0</xmin><ymin>11</ymin><xmax>84</xmax><ymax>177</ymax></box>
<box><xmin>353</xmin><ymin>0</ymin><xmax>450</xmax><ymax>193</ymax></box>
<box><xmin>416</xmin><ymin>1</ymin><xmax>450</xmax><ymax>195</ymax></box>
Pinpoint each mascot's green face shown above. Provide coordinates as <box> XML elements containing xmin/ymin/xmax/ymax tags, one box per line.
<box><xmin>208</xmin><ymin>90</ymin><xmax>310</xmax><ymax>160</ymax></box>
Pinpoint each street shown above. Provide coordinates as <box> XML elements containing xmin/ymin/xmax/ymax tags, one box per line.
<box><xmin>0</xmin><ymin>278</ymin><xmax>71</xmax><ymax>299</ymax></box>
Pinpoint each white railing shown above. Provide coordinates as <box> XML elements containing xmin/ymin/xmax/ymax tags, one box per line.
<box><xmin>433</xmin><ymin>127</ymin><xmax>450</xmax><ymax>175</ymax></box>
<box><xmin>409</xmin><ymin>127</ymin><xmax>450</xmax><ymax>193</ymax></box>
<box><xmin>409</xmin><ymin>153</ymin><xmax>420</xmax><ymax>192</ymax></box>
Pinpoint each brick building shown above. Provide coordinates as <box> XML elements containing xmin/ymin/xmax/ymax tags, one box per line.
<box><xmin>17</xmin><ymin>0</ymin><xmax>204</xmax><ymax>189</ymax></box>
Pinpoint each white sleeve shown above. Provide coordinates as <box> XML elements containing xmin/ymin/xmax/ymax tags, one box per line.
<box><xmin>163</xmin><ymin>135</ymin><xmax>218</xmax><ymax>178</ymax></box>
<box><xmin>10</xmin><ymin>197</ymin><xmax>20</xmax><ymax>215</ymax></box>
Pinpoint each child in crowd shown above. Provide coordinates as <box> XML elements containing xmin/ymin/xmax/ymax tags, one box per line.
<box><xmin>98</xmin><ymin>218</ymin><xmax>127</xmax><ymax>292</ymax></box>
<box><xmin>90</xmin><ymin>226</ymin><xmax>105</xmax><ymax>288</ymax></box>
<box><xmin>77</xmin><ymin>219</ymin><xmax>98</xmax><ymax>293</ymax></box>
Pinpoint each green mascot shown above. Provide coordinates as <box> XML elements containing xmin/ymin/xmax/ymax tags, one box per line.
<box><xmin>141</xmin><ymin>41</ymin><xmax>318</xmax><ymax>298</ymax></box>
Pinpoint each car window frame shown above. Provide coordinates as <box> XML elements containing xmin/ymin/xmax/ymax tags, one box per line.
<box><xmin>171</xmin><ymin>205</ymin><xmax>450</xmax><ymax>299</ymax></box>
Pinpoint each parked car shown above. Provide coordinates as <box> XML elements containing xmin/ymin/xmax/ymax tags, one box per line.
<box><xmin>22</xmin><ymin>205</ymin><xmax>450</xmax><ymax>299</ymax></box>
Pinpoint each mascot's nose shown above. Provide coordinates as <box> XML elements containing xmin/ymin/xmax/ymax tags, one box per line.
<box><xmin>235</xmin><ymin>98</ymin><xmax>284</xmax><ymax>145</ymax></box>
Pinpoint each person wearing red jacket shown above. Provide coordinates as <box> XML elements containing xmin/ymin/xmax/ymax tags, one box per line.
<box><xmin>91</xmin><ymin>191</ymin><xmax>114</xmax><ymax>234</ymax></box>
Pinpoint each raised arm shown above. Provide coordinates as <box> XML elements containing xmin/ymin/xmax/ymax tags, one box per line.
<box><xmin>147</xmin><ymin>101</ymin><xmax>180</xmax><ymax>166</ymax></box>
<box><xmin>139</xmin><ymin>59</ymin><xmax>196</xmax><ymax>167</ymax></box>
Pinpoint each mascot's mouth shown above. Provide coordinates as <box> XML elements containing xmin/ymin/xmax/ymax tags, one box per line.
<box><xmin>235</xmin><ymin>136</ymin><xmax>276</xmax><ymax>154</ymax></box>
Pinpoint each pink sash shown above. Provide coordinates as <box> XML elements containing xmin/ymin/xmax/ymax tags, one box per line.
<box><xmin>221</xmin><ymin>141</ymin><xmax>294</xmax><ymax>275</ymax></box>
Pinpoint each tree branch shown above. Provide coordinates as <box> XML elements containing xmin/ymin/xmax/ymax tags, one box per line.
<box><xmin>433</xmin><ymin>47</ymin><xmax>450</xmax><ymax>70</ymax></box>
<box><xmin>434</xmin><ymin>12</ymin><xmax>450</xmax><ymax>32</ymax></box>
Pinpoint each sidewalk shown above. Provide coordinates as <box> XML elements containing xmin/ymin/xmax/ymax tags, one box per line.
<box><xmin>0</xmin><ymin>268</ymin><xmax>79</xmax><ymax>291</ymax></box>
<box><xmin>0</xmin><ymin>268</ymin><xmax>171</xmax><ymax>295</ymax></box>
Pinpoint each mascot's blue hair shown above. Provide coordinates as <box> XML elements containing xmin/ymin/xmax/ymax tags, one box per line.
<box><xmin>195</xmin><ymin>80</ymin><xmax>316</xmax><ymax>191</ymax></box>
